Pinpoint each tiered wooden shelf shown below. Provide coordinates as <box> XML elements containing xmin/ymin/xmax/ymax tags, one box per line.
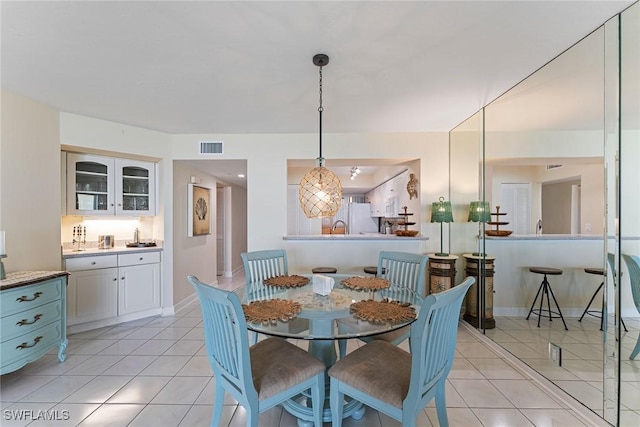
<box><xmin>486</xmin><ymin>205</ymin><xmax>513</xmax><ymax>236</ymax></box>
<box><xmin>395</xmin><ymin>206</ymin><xmax>419</xmax><ymax>236</ymax></box>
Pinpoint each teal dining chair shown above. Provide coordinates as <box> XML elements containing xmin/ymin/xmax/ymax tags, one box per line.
<box><xmin>339</xmin><ymin>251</ymin><xmax>429</xmax><ymax>358</ymax></box>
<box><xmin>187</xmin><ymin>276</ymin><xmax>325</xmax><ymax>427</ymax></box>
<box><xmin>621</xmin><ymin>254</ymin><xmax>640</xmax><ymax>360</ymax></box>
<box><xmin>241</xmin><ymin>249</ymin><xmax>288</xmax><ymax>343</ymax></box>
<box><xmin>329</xmin><ymin>277</ymin><xmax>474</xmax><ymax>427</ymax></box>
<box><xmin>241</xmin><ymin>249</ymin><xmax>288</xmax><ymax>284</ymax></box>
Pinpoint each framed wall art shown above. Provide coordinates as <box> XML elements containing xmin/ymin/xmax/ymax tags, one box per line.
<box><xmin>188</xmin><ymin>184</ymin><xmax>211</xmax><ymax>237</ymax></box>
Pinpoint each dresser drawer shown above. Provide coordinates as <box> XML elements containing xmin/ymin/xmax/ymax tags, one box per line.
<box><xmin>0</xmin><ymin>322</ymin><xmax>63</xmax><ymax>369</ymax></box>
<box><xmin>1</xmin><ymin>300</ymin><xmax>63</xmax><ymax>342</ymax></box>
<box><xmin>118</xmin><ymin>251</ymin><xmax>160</xmax><ymax>267</ymax></box>
<box><xmin>65</xmin><ymin>255</ymin><xmax>118</xmax><ymax>271</ymax></box>
<box><xmin>0</xmin><ymin>279</ymin><xmax>63</xmax><ymax>317</ymax></box>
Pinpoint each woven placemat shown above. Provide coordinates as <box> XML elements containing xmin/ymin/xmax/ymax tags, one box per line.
<box><xmin>341</xmin><ymin>276</ymin><xmax>390</xmax><ymax>291</ymax></box>
<box><xmin>242</xmin><ymin>299</ymin><xmax>302</xmax><ymax>325</ymax></box>
<box><xmin>263</xmin><ymin>275</ymin><xmax>309</xmax><ymax>288</ymax></box>
<box><xmin>349</xmin><ymin>298</ymin><xmax>416</xmax><ymax>324</ymax></box>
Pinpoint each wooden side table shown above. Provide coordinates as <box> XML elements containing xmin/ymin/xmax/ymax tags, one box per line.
<box><xmin>462</xmin><ymin>254</ymin><xmax>496</xmax><ymax>329</ymax></box>
<box><xmin>428</xmin><ymin>254</ymin><xmax>458</xmax><ymax>294</ymax></box>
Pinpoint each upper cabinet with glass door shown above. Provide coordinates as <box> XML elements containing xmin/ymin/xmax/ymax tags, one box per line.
<box><xmin>66</xmin><ymin>153</ymin><xmax>156</xmax><ymax>216</ymax></box>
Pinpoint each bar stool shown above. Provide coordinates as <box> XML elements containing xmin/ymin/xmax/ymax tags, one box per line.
<box><xmin>526</xmin><ymin>267</ymin><xmax>568</xmax><ymax>330</ymax></box>
<box><xmin>363</xmin><ymin>266</ymin><xmax>385</xmax><ymax>276</ymax></box>
<box><xmin>579</xmin><ymin>267</ymin><xmax>628</xmax><ymax>331</ymax></box>
<box><xmin>312</xmin><ymin>267</ymin><xmax>337</xmax><ymax>274</ymax></box>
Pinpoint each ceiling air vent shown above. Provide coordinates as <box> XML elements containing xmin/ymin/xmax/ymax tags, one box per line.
<box><xmin>546</xmin><ymin>164</ymin><xmax>563</xmax><ymax>170</ymax></box>
<box><xmin>199</xmin><ymin>141</ymin><xmax>223</xmax><ymax>155</ymax></box>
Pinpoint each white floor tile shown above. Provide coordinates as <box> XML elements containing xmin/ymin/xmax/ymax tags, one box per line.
<box><xmin>127</xmin><ymin>404</ymin><xmax>191</xmax><ymax>426</ymax></box>
<box><xmin>520</xmin><ymin>408</ymin><xmax>589</xmax><ymax>426</ymax></box>
<box><xmin>490</xmin><ymin>379</ymin><xmax>562</xmax><ymax>409</ymax></box>
<box><xmin>449</xmin><ymin>379</ymin><xmax>514</xmax><ymax>408</ymax></box>
<box><xmin>100</xmin><ymin>354</ymin><xmax>158</xmax><ymax>376</ymax></box>
<box><xmin>138</xmin><ymin>355</ymin><xmax>191</xmax><ymax>376</ymax></box>
<box><xmin>176</xmin><ymin>356</ymin><xmax>213</xmax><ymax>376</ymax></box>
<box><xmin>62</xmin><ymin>375</ymin><xmax>131</xmax><ymax>403</ymax></box>
<box><xmin>151</xmin><ymin>376</ymin><xmax>210</xmax><ymax>404</ymax></box>
<box><xmin>106</xmin><ymin>376</ymin><xmax>172</xmax><ymax>404</ymax></box>
<box><xmin>471</xmin><ymin>408</ymin><xmax>535</xmax><ymax>426</ymax></box>
<box><xmin>77</xmin><ymin>403</ymin><xmax>145</xmax><ymax>426</ymax></box>
<box><xmin>21</xmin><ymin>376</ymin><xmax>95</xmax><ymax>403</ymax></box>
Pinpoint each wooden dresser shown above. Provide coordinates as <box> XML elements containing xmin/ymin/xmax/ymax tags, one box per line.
<box><xmin>1</xmin><ymin>271</ymin><xmax>68</xmax><ymax>375</ymax></box>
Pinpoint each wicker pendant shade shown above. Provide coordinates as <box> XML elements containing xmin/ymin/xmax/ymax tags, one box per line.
<box><xmin>299</xmin><ymin>160</ymin><xmax>343</xmax><ymax>218</ymax></box>
<box><xmin>299</xmin><ymin>53</ymin><xmax>342</xmax><ymax>218</ymax></box>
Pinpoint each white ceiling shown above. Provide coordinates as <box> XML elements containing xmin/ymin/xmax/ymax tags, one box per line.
<box><xmin>1</xmin><ymin>1</ymin><xmax>634</xmax><ymax>188</ymax></box>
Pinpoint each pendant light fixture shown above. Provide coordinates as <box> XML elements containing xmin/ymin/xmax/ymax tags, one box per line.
<box><xmin>299</xmin><ymin>53</ymin><xmax>342</xmax><ymax>218</ymax></box>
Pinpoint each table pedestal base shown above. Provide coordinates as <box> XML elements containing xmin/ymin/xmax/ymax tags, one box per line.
<box><xmin>282</xmin><ymin>393</ymin><xmax>364</xmax><ymax>426</ymax></box>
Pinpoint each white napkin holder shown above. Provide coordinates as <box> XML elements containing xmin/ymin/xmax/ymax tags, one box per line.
<box><xmin>312</xmin><ymin>274</ymin><xmax>335</xmax><ymax>296</ymax></box>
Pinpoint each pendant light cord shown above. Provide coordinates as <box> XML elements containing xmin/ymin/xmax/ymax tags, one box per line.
<box><xmin>318</xmin><ymin>65</ymin><xmax>323</xmax><ymax>161</ymax></box>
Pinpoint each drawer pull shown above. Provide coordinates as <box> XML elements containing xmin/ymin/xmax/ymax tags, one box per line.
<box><xmin>91</xmin><ymin>261</ymin><xmax>97</xmax><ymax>265</ymax></box>
<box><xmin>16</xmin><ymin>292</ymin><xmax>43</xmax><ymax>302</ymax></box>
<box><xmin>16</xmin><ymin>336</ymin><xmax>43</xmax><ymax>350</ymax></box>
<box><xmin>16</xmin><ymin>314</ymin><xmax>43</xmax><ymax>326</ymax></box>
<box><xmin>139</xmin><ymin>257</ymin><xmax>143</xmax><ymax>261</ymax></box>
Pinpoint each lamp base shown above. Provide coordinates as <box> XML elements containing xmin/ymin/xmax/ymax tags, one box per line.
<box><xmin>472</xmin><ymin>252</ymin><xmax>485</xmax><ymax>257</ymax></box>
<box><xmin>434</xmin><ymin>252</ymin><xmax>449</xmax><ymax>257</ymax></box>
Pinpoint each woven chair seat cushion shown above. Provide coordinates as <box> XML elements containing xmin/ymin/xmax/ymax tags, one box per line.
<box><xmin>250</xmin><ymin>338</ymin><xmax>325</xmax><ymax>400</ymax></box>
<box><xmin>328</xmin><ymin>340</ymin><xmax>410</xmax><ymax>408</ymax></box>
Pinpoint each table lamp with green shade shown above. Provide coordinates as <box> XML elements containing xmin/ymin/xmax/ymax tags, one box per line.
<box><xmin>430</xmin><ymin>196</ymin><xmax>453</xmax><ymax>256</ymax></box>
<box><xmin>468</xmin><ymin>201</ymin><xmax>491</xmax><ymax>256</ymax></box>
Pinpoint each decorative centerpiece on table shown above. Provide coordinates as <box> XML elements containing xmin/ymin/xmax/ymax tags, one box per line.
<box><xmin>395</xmin><ymin>206</ymin><xmax>419</xmax><ymax>236</ymax></box>
<box><xmin>485</xmin><ymin>205</ymin><xmax>513</xmax><ymax>237</ymax></box>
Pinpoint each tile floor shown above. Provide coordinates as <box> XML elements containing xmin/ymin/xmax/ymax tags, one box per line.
<box><xmin>0</xmin><ymin>275</ymin><xmax>621</xmax><ymax>427</ymax></box>
<box><xmin>487</xmin><ymin>312</ymin><xmax>640</xmax><ymax>427</ymax></box>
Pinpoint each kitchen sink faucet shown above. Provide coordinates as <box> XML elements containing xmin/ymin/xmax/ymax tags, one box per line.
<box><xmin>331</xmin><ymin>220</ymin><xmax>348</xmax><ymax>234</ymax></box>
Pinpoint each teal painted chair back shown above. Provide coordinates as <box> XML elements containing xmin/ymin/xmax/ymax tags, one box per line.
<box><xmin>188</xmin><ymin>276</ymin><xmax>257</xmax><ymax>419</ymax></box>
<box><xmin>241</xmin><ymin>249</ymin><xmax>288</xmax><ymax>285</ymax></box>
<box><xmin>329</xmin><ymin>277</ymin><xmax>474</xmax><ymax>427</ymax></box>
<box><xmin>188</xmin><ymin>275</ymin><xmax>325</xmax><ymax>426</ymax></box>
<box><xmin>378</xmin><ymin>251</ymin><xmax>428</xmax><ymax>295</ymax></box>
<box><xmin>408</xmin><ymin>277</ymin><xmax>474</xmax><ymax>407</ymax></box>
<box><xmin>621</xmin><ymin>254</ymin><xmax>640</xmax><ymax>359</ymax></box>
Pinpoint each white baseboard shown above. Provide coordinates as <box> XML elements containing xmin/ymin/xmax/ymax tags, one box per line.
<box><xmin>173</xmin><ymin>291</ymin><xmax>200</xmax><ymax>315</ymax></box>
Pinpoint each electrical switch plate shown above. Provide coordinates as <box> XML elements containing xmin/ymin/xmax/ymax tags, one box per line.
<box><xmin>549</xmin><ymin>343</ymin><xmax>562</xmax><ymax>366</ymax></box>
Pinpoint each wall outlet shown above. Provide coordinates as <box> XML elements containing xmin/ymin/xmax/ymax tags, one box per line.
<box><xmin>585</xmin><ymin>223</ymin><xmax>592</xmax><ymax>232</ymax></box>
<box><xmin>549</xmin><ymin>343</ymin><xmax>562</xmax><ymax>366</ymax></box>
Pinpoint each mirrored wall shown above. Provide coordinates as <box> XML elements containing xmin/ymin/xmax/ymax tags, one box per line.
<box><xmin>450</xmin><ymin>2</ymin><xmax>639</xmax><ymax>425</ymax></box>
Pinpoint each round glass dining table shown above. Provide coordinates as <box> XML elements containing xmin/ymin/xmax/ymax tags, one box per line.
<box><xmin>234</xmin><ymin>273</ymin><xmax>423</xmax><ymax>425</ymax></box>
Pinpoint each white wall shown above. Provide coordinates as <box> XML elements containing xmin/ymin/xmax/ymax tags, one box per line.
<box><xmin>0</xmin><ymin>90</ymin><xmax>62</xmax><ymax>271</ymax></box>
<box><xmin>171</xmin><ymin>132</ymin><xmax>450</xmax><ymax>255</ymax></box>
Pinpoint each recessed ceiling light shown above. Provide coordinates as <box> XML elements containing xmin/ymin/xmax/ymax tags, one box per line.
<box><xmin>238</xmin><ymin>174</ymin><xmax>245</xmax><ymax>178</ymax></box>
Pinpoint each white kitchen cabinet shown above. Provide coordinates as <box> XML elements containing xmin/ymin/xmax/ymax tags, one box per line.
<box><xmin>64</xmin><ymin>251</ymin><xmax>161</xmax><ymax>330</ymax></box>
<box><xmin>287</xmin><ymin>185</ymin><xmax>321</xmax><ymax>235</ymax></box>
<box><xmin>66</xmin><ymin>153</ymin><xmax>156</xmax><ymax>216</ymax></box>
<box><xmin>118</xmin><ymin>253</ymin><xmax>161</xmax><ymax>315</ymax></box>
<box><xmin>65</xmin><ymin>255</ymin><xmax>119</xmax><ymax>326</ymax></box>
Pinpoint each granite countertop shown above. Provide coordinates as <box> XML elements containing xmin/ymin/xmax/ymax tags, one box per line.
<box><xmin>62</xmin><ymin>245</ymin><xmax>163</xmax><ymax>259</ymax></box>
<box><xmin>485</xmin><ymin>234</ymin><xmax>605</xmax><ymax>241</ymax></box>
<box><xmin>283</xmin><ymin>233</ymin><xmax>428</xmax><ymax>241</ymax></box>
<box><xmin>0</xmin><ymin>271</ymin><xmax>68</xmax><ymax>291</ymax></box>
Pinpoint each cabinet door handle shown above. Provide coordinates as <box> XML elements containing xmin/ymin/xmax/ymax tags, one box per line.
<box><xmin>139</xmin><ymin>257</ymin><xmax>143</xmax><ymax>261</ymax></box>
<box><xmin>113</xmin><ymin>278</ymin><xmax>118</xmax><ymax>281</ymax></box>
<box><xmin>121</xmin><ymin>277</ymin><xmax>125</xmax><ymax>280</ymax></box>
<box><xmin>16</xmin><ymin>292</ymin><xmax>43</xmax><ymax>302</ymax></box>
<box><xmin>16</xmin><ymin>336</ymin><xmax>43</xmax><ymax>350</ymax></box>
<box><xmin>16</xmin><ymin>314</ymin><xmax>43</xmax><ymax>326</ymax></box>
